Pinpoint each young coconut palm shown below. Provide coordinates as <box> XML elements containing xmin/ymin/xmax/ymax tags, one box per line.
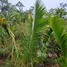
<box><xmin>50</xmin><ymin>16</ymin><xmax>67</xmax><ymax>66</ymax></box>
<box><xmin>21</xmin><ymin>0</ymin><xmax>48</xmax><ymax>67</ymax></box>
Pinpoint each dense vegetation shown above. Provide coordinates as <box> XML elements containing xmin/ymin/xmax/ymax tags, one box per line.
<box><xmin>0</xmin><ymin>0</ymin><xmax>67</xmax><ymax>67</ymax></box>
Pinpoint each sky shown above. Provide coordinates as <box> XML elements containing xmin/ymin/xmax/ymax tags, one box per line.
<box><xmin>8</xmin><ymin>0</ymin><xmax>67</xmax><ymax>11</ymax></box>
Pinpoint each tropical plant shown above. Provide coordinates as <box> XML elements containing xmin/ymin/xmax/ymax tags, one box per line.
<box><xmin>50</xmin><ymin>15</ymin><xmax>67</xmax><ymax>66</ymax></box>
<box><xmin>0</xmin><ymin>17</ymin><xmax>21</xmax><ymax>67</ymax></box>
<box><xmin>21</xmin><ymin>0</ymin><xmax>48</xmax><ymax>67</ymax></box>
<box><xmin>1</xmin><ymin>0</ymin><xmax>67</xmax><ymax>67</ymax></box>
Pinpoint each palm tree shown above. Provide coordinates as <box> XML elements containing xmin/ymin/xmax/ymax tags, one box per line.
<box><xmin>21</xmin><ymin>0</ymin><xmax>48</xmax><ymax>67</ymax></box>
<box><xmin>50</xmin><ymin>16</ymin><xmax>67</xmax><ymax>66</ymax></box>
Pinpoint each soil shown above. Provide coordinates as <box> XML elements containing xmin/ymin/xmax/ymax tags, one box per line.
<box><xmin>44</xmin><ymin>63</ymin><xmax>60</xmax><ymax>67</ymax></box>
<box><xmin>0</xmin><ymin>54</ymin><xmax>60</xmax><ymax>67</ymax></box>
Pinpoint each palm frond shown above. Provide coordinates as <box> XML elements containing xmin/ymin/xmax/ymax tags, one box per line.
<box><xmin>22</xmin><ymin>0</ymin><xmax>48</xmax><ymax>66</ymax></box>
<box><xmin>30</xmin><ymin>0</ymin><xmax>48</xmax><ymax>59</ymax></box>
<box><xmin>50</xmin><ymin>16</ymin><xmax>67</xmax><ymax>57</ymax></box>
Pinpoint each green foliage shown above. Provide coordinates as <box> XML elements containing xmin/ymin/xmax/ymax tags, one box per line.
<box><xmin>0</xmin><ymin>0</ymin><xmax>67</xmax><ymax>67</ymax></box>
<box><xmin>21</xmin><ymin>0</ymin><xmax>48</xmax><ymax>66</ymax></box>
<box><xmin>50</xmin><ymin>16</ymin><xmax>67</xmax><ymax>57</ymax></box>
<box><xmin>50</xmin><ymin>16</ymin><xmax>67</xmax><ymax>66</ymax></box>
<box><xmin>58</xmin><ymin>56</ymin><xmax>67</xmax><ymax>67</ymax></box>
